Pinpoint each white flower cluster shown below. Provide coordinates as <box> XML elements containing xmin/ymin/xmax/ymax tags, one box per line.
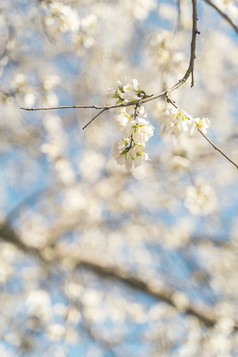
<box><xmin>72</xmin><ymin>15</ymin><xmax>97</xmax><ymax>54</ymax></box>
<box><xmin>161</xmin><ymin>108</ymin><xmax>210</xmax><ymax>137</ymax></box>
<box><xmin>110</xmin><ymin>79</ymin><xmax>154</xmax><ymax>170</ymax></box>
<box><xmin>122</xmin><ymin>0</ymin><xmax>156</xmax><ymax>20</ymax></box>
<box><xmin>45</xmin><ymin>3</ymin><xmax>80</xmax><ymax>34</ymax></box>
<box><xmin>110</xmin><ymin>79</ymin><xmax>144</xmax><ymax>104</ymax></box>
<box><xmin>44</xmin><ymin>3</ymin><xmax>97</xmax><ymax>52</ymax></box>
<box><xmin>11</xmin><ymin>73</ymin><xmax>35</xmax><ymax>107</ymax></box>
<box><xmin>150</xmin><ymin>30</ymin><xmax>185</xmax><ymax>76</ymax></box>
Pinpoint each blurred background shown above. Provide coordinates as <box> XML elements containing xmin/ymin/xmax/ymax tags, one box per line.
<box><xmin>0</xmin><ymin>0</ymin><xmax>238</xmax><ymax>356</ymax></box>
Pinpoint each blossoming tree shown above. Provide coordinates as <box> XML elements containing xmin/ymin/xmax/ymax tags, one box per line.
<box><xmin>0</xmin><ymin>0</ymin><xmax>238</xmax><ymax>356</ymax></box>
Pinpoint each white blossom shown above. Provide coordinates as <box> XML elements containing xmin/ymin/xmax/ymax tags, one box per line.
<box><xmin>46</xmin><ymin>3</ymin><xmax>80</xmax><ymax>34</ymax></box>
<box><xmin>185</xmin><ymin>182</ymin><xmax>217</xmax><ymax>215</ymax></box>
<box><xmin>161</xmin><ymin>108</ymin><xmax>210</xmax><ymax>137</ymax></box>
<box><xmin>161</xmin><ymin>108</ymin><xmax>194</xmax><ymax>136</ymax></box>
<box><xmin>109</xmin><ymin>79</ymin><xmax>143</xmax><ymax>104</ymax></box>
<box><xmin>47</xmin><ymin>324</ymin><xmax>65</xmax><ymax>341</ymax></box>
<box><xmin>113</xmin><ymin>139</ymin><xmax>149</xmax><ymax>170</ymax></box>
<box><xmin>113</xmin><ymin>139</ymin><xmax>129</xmax><ymax>165</ymax></box>
<box><xmin>150</xmin><ymin>30</ymin><xmax>185</xmax><ymax>75</ymax></box>
<box><xmin>124</xmin><ymin>117</ymin><xmax>154</xmax><ymax>144</ymax></box>
<box><xmin>194</xmin><ymin>117</ymin><xmax>210</xmax><ymax>134</ymax></box>
<box><xmin>122</xmin><ymin>0</ymin><xmax>156</xmax><ymax>20</ymax></box>
<box><xmin>115</xmin><ymin>108</ymin><xmax>154</xmax><ymax>143</ymax></box>
<box><xmin>114</xmin><ymin>108</ymin><xmax>131</xmax><ymax>131</ymax></box>
<box><xmin>80</xmin><ymin>14</ymin><xmax>97</xmax><ymax>31</ymax></box>
<box><xmin>43</xmin><ymin>74</ymin><xmax>61</xmax><ymax>90</ymax></box>
<box><xmin>72</xmin><ymin>14</ymin><xmax>97</xmax><ymax>54</ymax></box>
<box><xmin>171</xmin><ymin>155</ymin><xmax>190</xmax><ymax>171</ymax></box>
<box><xmin>126</xmin><ymin>144</ymin><xmax>149</xmax><ymax>169</ymax></box>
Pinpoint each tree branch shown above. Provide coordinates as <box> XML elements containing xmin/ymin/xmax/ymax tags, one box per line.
<box><xmin>82</xmin><ymin>108</ymin><xmax>107</xmax><ymax>130</ymax></box>
<box><xmin>176</xmin><ymin>0</ymin><xmax>182</xmax><ymax>32</ymax></box>
<box><xmin>166</xmin><ymin>94</ymin><xmax>238</xmax><ymax>170</ymax></box>
<box><xmin>0</xmin><ymin>220</ymin><xmax>38</xmax><ymax>255</ymax></box>
<box><xmin>169</xmin><ymin>0</ymin><xmax>199</xmax><ymax>91</ymax></box>
<box><xmin>203</xmin><ymin>0</ymin><xmax>238</xmax><ymax>34</ymax></box>
<box><xmin>198</xmin><ymin>128</ymin><xmax>238</xmax><ymax>169</ymax></box>
<box><xmin>0</xmin><ymin>221</ymin><xmax>237</xmax><ymax>330</ymax></box>
<box><xmin>19</xmin><ymin>1</ymin><xmax>238</xmax><ymax>170</ymax></box>
<box><xmin>77</xmin><ymin>255</ymin><xmax>238</xmax><ymax>328</ymax></box>
<box><xmin>20</xmin><ymin>0</ymin><xmax>199</xmax><ymax>123</ymax></box>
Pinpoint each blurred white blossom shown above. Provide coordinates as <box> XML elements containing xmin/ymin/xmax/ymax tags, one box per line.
<box><xmin>11</xmin><ymin>73</ymin><xmax>35</xmax><ymax>106</ymax></box>
<box><xmin>26</xmin><ymin>290</ymin><xmax>51</xmax><ymax>322</ymax></box>
<box><xmin>72</xmin><ymin>14</ymin><xmax>97</xmax><ymax>54</ymax></box>
<box><xmin>47</xmin><ymin>324</ymin><xmax>65</xmax><ymax>341</ymax></box>
<box><xmin>121</xmin><ymin>0</ymin><xmax>156</xmax><ymax>20</ymax></box>
<box><xmin>185</xmin><ymin>182</ymin><xmax>217</xmax><ymax>215</ymax></box>
<box><xmin>149</xmin><ymin>30</ymin><xmax>185</xmax><ymax>76</ymax></box>
<box><xmin>45</xmin><ymin>3</ymin><xmax>80</xmax><ymax>33</ymax></box>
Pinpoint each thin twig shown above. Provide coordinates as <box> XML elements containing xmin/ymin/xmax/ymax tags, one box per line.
<box><xmin>20</xmin><ymin>0</ymin><xmax>199</xmax><ymax>118</ymax></box>
<box><xmin>20</xmin><ymin>94</ymin><xmax>155</xmax><ymax>112</ymax></box>
<box><xmin>20</xmin><ymin>1</ymin><xmax>199</xmax><ymax>121</ymax></box>
<box><xmin>19</xmin><ymin>2</ymin><xmax>238</xmax><ymax>170</ymax></box>
<box><xmin>176</xmin><ymin>0</ymin><xmax>182</xmax><ymax>32</ymax></box>
<box><xmin>20</xmin><ymin>0</ymin><xmax>199</xmax><ymax>116</ymax></box>
<box><xmin>169</xmin><ymin>0</ymin><xmax>199</xmax><ymax>91</ymax></box>
<box><xmin>166</xmin><ymin>94</ymin><xmax>238</xmax><ymax>170</ymax></box>
<box><xmin>203</xmin><ymin>0</ymin><xmax>238</xmax><ymax>34</ymax></box>
<box><xmin>82</xmin><ymin>108</ymin><xmax>107</xmax><ymax>130</ymax></box>
<box><xmin>198</xmin><ymin>129</ymin><xmax>238</xmax><ymax>170</ymax></box>
<box><xmin>20</xmin><ymin>104</ymin><xmax>111</xmax><ymax>111</ymax></box>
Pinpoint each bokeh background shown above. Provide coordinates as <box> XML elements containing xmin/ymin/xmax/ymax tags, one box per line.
<box><xmin>0</xmin><ymin>0</ymin><xmax>238</xmax><ymax>356</ymax></box>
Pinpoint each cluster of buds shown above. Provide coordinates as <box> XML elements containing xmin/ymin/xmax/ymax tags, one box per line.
<box><xmin>110</xmin><ymin>79</ymin><xmax>155</xmax><ymax>170</ymax></box>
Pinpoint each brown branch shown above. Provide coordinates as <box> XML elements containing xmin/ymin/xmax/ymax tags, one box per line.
<box><xmin>203</xmin><ymin>0</ymin><xmax>238</xmax><ymax>34</ymax></box>
<box><xmin>20</xmin><ymin>93</ymin><xmax>155</xmax><ymax>112</ymax></box>
<box><xmin>0</xmin><ymin>224</ymin><xmax>217</xmax><ymax>327</ymax></box>
<box><xmin>20</xmin><ymin>93</ymin><xmax>166</xmax><ymax>130</ymax></box>
<box><xmin>82</xmin><ymin>108</ymin><xmax>107</xmax><ymax>130</ymax></box>
<box><xmin>20</xmin><ymin>104</ymin><xmax>112</xmax><ymax>111</ymax></box>
<box><xmin>176</xmin><ymin>0</ymin><xmax>182</xmax><ymax>32</ymax></box>
<box><xmin>0</xmin><ymin>223</ymin><xmax>217</xmax><ymax>327</ymax></box>
<box><xmin>169</xmin><ymin>0</ymin><xmax>199</xmax><ymax>91</ymax></box>
<box><xmin>198</xmin><ymin>129</ymin><xmax>238</xmax><ymax>170</ymax></box>
<box><xmin>20</xmin><ymin>1</ymin><xmax>199</xmax><ymax>126</ymax></box>
<box><xmin>166</xmin><ymin>94</ymin><xmax>238</xmax><ymax>170</ymax></box>
<box><xmin>6</xmin><ymin>187</ymin><xmax>50</xmax><ymax>221</ymax></box>
<box><xmin>188</xmin><ymin>235</ymin><xmax>238</xmax><ymax>251</ymax></box>
<box><xmin>19</xmin><ymin>1</ymin><xmax>238</xmax><ymax>170</ymax></box>
<box><xmin>0</xmin><ymin>220</ymin><xmax>39</xmax><ymax>256</ymax></box>
<box><xmin>77</xmin><ymin>254</ymin><xmax>238</xmax><ymax>328</ymax></box>
<box><xmin>0</xmin><ymin>221</ymin><xmax>237</xmax><ymax>329</ymax></box>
